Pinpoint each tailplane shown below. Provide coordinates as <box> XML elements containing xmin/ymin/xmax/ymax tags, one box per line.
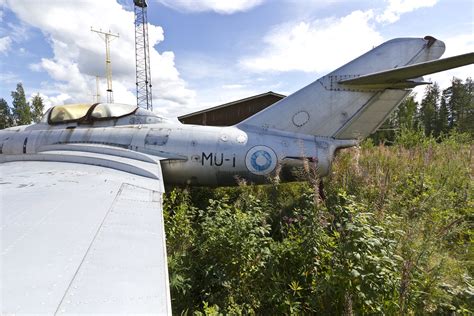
<box><xmin>239</xmin><ymin>36</ymin><xmax>472</xmax><ymax>139</ymax></box>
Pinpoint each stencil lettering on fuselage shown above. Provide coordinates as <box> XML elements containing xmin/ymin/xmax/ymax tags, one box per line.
<box><xmin>201</xmin><ymin>152</ymin><xmax>236</xmax><ymax>167</ymax></box>
<box><xmin>245</xmin><ymin>146</ymin><xmax>277</xmax><ymax>175</ymax></box>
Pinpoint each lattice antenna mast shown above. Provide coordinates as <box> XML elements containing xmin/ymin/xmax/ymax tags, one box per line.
<box><xmin>134</xmin><ymin>0</ymin><xmax>153</xmax><ymax>111</ymax></box>
<box><xmin>91</xmin><ymin>28</ymin><xmax>119</xmax><ymax>104</ymax></box>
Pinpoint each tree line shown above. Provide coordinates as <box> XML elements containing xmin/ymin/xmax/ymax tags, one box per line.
<box><xmin>0</xmin><ymin>83</ymin><xmax>45</xmax><ymax>129</ymax></box>
<box><xmin>371</xmin><ymin>77</ymin><xmax>473</xmax><ymax>143</ymax></box>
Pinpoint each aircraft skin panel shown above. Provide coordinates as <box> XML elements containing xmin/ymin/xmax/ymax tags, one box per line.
<box><xmin>0</xmin><ymin>161</ymin><xmax>171</xmax><ymax>315</ymax></box>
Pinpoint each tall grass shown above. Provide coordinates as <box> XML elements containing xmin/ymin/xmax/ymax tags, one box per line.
<box><xmin>164</xmin><ymin>132</ymin><xmax>473</xmax><ymax>315</ymax></box>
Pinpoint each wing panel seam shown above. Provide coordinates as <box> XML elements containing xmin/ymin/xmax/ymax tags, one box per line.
<box><xmin>53</xmin><ymin>184</ymin><xmax>125</xmax><ymax>315</ymax></box>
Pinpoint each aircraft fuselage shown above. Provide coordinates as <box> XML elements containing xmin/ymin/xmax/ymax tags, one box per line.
<box><xmin>0</xmin><ymin>120</ymin><xmax>353</xmax><ymax>186</ymax></box>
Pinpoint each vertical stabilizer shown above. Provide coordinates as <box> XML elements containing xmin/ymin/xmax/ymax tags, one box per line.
<box><xmin>238</xmin><ymin>37</ymin><xmax>446</xmax><ymax>139</ymax></box>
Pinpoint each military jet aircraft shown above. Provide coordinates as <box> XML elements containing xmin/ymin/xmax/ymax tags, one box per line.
<box><xmin>1</xmin><ymin>36</ymin><xmax>473</xmax><ymax>314</ymax></box>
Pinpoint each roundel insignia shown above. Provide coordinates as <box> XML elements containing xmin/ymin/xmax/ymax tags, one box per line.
<box><xmin>245</xmin><ymin>146</ymin><xmax>277</xmax><ymax>175</ymax></box>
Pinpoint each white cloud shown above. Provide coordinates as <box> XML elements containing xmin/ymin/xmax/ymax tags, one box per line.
<box><xmin>0</xmin><ymin>71</ymin><xmax>19</xmax><ymax>84</ymax></box>
<box><xmin>237</xmin><ymin>1</ymin><xmax>471</xmax><ymax>108</ymax></box>
<box><xmin>437</xmin><ymin>33</ymin><xmax>474</xmax><ymax>61</ymax></box>
<box><xmin>27</xmin><ymin>92</ymin><xmax>71</xmax><ymax>112</ymax></box>
<box><xmin>157</xmin><ymin>0</ymin><xmax>264</xmax><ymax>14</ymax></box>
<box><xmin>6</xmin><ymin>21</ymin><xmax>29</xmax><ymax>41</ymax></box>
<box><xmin>240</xmin><ymin>10</ymin><xmax>383</xmax><ymax>73</ymax></box>
<box><xmin>376</xmin><ymin>0</ymin><xmax>438</xmax><ymax>23</ymax></box>
<box><xmin>6</xmin><ymin>0</ymin><xmax>195</xmax><ymax>116</ymax></box>
<box><xmin>0</xmin><ymin>35</ymin><xmax>11</xmax><ymax>54</ymax></box>
<box><xmin>222</xmin><ymin>84</ymin><xmax>245</xmax><ymax>89</ymax></box>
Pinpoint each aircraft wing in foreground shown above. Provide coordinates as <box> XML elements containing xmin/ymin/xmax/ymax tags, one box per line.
<box><xmin>1</xmin><ymin>153</ymin><xmax>171</xmax><ymax>314</ymax></box>
<box><xmin>1</xmin><ymin>36</ymin><xmax>472</xmax><ymax>314</ymax></box>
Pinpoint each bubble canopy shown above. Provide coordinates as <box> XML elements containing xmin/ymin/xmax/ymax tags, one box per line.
<box><xmin>46</xmin><ymin>103</ymin><xmax>138</xmax><ymax>124</ymax></box>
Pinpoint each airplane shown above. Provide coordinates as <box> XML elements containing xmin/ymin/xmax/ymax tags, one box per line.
<box><xmin>1</xmin><ymin>36</ymin><xmax>473</xmax><ymax>314</ymax></box>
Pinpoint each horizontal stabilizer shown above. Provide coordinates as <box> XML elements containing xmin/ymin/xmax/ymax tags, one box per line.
<box><xmin>339</xmin><ymin>52</ymin><xmax>474</xmax><ymax>88</ymax></box>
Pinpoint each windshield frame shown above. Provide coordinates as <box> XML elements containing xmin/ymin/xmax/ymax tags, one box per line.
<box><xmin>48</xmin><ymin>103</ymin><xmax>95</xmax><ymax>125</ymax></box>
<box><xmin>47</xmin><ymin>103</ymin><xmax>139</xmax><ymax>125</ymax></box>
<box><xmin>89</xmin><ymin>103</ymin><xmax>139</xmax><ymax>122</ymax></box>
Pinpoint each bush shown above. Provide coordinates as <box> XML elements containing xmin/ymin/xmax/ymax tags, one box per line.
<box><xmin>164</xmin><ymin>134</ymin><xmax>473</xmax><ymax>314</ymax></box>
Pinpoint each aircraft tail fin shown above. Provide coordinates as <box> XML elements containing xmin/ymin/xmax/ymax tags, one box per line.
<box><xmin>238</xmin><ymin>36</ymin><xmax>471</xmax><ymax>139</ymax></box>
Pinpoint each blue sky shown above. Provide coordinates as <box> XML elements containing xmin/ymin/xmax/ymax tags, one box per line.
<box><xmin>1</xmin><ymin>0</ymin><xmax>473</xmax><ymax>117</ymax></box>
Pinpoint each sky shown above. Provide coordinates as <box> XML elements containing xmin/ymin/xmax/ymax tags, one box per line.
<box><xmin>0</xmin><ymin>0</ymin><xmax>472</xmax><ymax>118</ymax></box>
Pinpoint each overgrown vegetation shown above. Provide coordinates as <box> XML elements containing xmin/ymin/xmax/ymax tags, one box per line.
<box><xmin>164</xmin><ymin>131</ymin><xmax>473</xmax><ymax>315</ymax></box>
<box><xmin>161</xmin><ymin>78</ymin><xmax>473</xmax><ymax>314</ymax></box>
<box><xmin>370</xmin><ymin>78</ymin><xmax>473</xmax><ymax>144</ymax></box>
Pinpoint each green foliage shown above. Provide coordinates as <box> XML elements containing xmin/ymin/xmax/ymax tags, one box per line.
<box><xmin>444</xmin><ymin>78</ymin><xmax>473</xmax><ymax>134</ymax></box>
<box><xmin>419</xmin><ymin>83</ymin><xmax>441</xmax><ymax>137</ymax></box>
<box><xmin>0</xmin><ymin>98</ymin><xmax>14</xmax><ymax>129</ymax></box>
<box><xmin>11</xmin><ymin>82</ymin><xmax>31</xmax><ymax>125</ymax></box>
<box><xmin>371</xmin><ymin>77</ymin><xmax>474</xmax><ymax>143</ymax></box>
<box><xmin>164</xmin><ymin>134</ymin><xmax>472</xmax><ymax>314</ymax></box>
<box><xmin>1</xmin><ymin>83</ymin><xmax>48</xmax><ymax>128</ymax></box>
<box><xmin>395</xmin><ymin>127</ymin><xmax>436</xmax><ymax>149</ymax></box>
<box><xmin>31</xmin><ymin>94</ymin><xmax>45</xmax><ymax>123</ymax></box>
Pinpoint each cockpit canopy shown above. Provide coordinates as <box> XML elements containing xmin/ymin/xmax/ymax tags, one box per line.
<box><xmin>43</xmin><ymin>103</ymin><xmax>138</xmax><ymax>124</ymax></box>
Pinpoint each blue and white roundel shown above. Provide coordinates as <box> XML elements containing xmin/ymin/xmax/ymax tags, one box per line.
<box><xmin>245</xmin><ymin>146</ymin><xmax>277</xmax><ymax>175</ymax></box>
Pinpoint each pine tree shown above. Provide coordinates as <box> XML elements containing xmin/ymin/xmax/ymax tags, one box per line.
<box><xmin>31</xmin><ymin>93</ymin><xmax>45</xmax><ymax>123</ymax></box>
<box><xmin>437</xmin><ymin>89</ymin><xmax>451</xmax><ymax>136</ymax></box>
<box><xmin>441</xmin><ymin>78</ymin><xmax>474</xmax><ymax>135</ymax></box>
<box><xmin>0</xmin><ymin>98</ymin><xmax>14</xmax><ymax>129</ymax></box>
<box><xmin>460</xmin><ymin>78</ymin><xmax>473</xmax><ymax>135</ymax></box>
<box><xmin>11</xmin><ymin>83</ymin><xmax>31</xmax><ymax>125</ymax></box>
<box><xmin>419</xmin><ymin>83</ymin><xmax>440</xmax><ymax>136</ymax></box>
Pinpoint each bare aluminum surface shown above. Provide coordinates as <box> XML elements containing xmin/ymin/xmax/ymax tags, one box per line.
<box><xmin>239</xmin><ymin>37</ymin><xmax>447</xmax><ymax>139</ymax></box>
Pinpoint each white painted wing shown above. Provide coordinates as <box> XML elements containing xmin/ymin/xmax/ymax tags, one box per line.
<box><xmin>0</xmin><ymin>159</ymin><xmax>171</xmax><ymax>314</ymax></box>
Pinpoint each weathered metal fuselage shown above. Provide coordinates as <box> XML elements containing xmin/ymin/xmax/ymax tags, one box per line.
<box><xmin>1</xmin><ymin>37</ymin><xmax>459</xmax><ymax>187</ymax></box>
<box><xmin>0</xmin><ymin>111</ymin><xmax>353</xmax><ymax>186</ymax></box>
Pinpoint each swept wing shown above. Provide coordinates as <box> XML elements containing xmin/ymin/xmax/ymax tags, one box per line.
<box><xmin>1</xmin><ymin>150</ymin><xmax>171</xmax><ymax>314</ymax></box>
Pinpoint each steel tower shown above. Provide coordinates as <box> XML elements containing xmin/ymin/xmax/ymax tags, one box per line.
<box><xmin>134</xmin><ymin>0</ymin><xmax>153</xmax><ymax>111</ymax></box>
